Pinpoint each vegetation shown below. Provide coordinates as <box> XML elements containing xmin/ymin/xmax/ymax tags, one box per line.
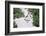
<box><xmin>32</xmin><ymin>9</ymin><xmax>39</xmax><ymax>27</ymax></box>
<box><xmin>13</xmin><ymin>8</ymin><xmax>24</xmax><ymax>19</ymax></box>
<box><xmin>28</xmin><ymin>8</ymin><xmax>39</xmax><ymax>27</ymax></box>
<box><xmin>13</xmin><ymin>8</ymin><xmax>25</xmax><ymax>28</ymax></box>
<box><xmin>13</xmin><ymin>8</ymin><xmax>39</xmax><ymax>27</ymax></box>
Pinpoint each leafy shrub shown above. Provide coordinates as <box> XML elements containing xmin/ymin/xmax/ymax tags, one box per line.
<box><xmin>28</xmin><ymin>8</ymin><xmax>39</xmax><ymax>27</ymax></box>
<box><xmin>32</xmin><ymin>9</ymin><xmax>39</xmax><ymax>27</ymax></box>
<box><xmin>13</xmin><ymin>8</ymin><xmax>24</xmax><ymax>19</ymax></box>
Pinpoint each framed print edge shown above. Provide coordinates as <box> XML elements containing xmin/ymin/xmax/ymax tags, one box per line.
<box><xmin>5</xmin><ymin>1</ymin><xmax>45</xmax><ymax>35</ymax></box>
<box><xmin>5</xmin><ymin>1</ymin><xmax>10</xmax><ymax>35</ymax></box>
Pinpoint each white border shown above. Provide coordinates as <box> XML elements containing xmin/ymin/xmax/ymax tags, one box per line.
<box><xmin>10</xmin><ymin>4</ymin><xmax>43</xmax><ymax>32</ymax></box>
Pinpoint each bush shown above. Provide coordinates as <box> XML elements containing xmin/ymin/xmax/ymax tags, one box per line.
<box><xmin>13</xmin><ymin>8</ymin><xmax>24</xmax><ymax>19</ymax></box>
<box><xmin>32</xmin><ymin>9</ymin><xmax>39</xmax><ymax>27</ymax></box>
<box><xmin>28</xmin><ymin>8</ymin><xmax>39</xmax><ymax>27</ymax></box>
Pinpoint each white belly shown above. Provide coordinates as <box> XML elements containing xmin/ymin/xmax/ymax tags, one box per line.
<box><xmin>15</xmin><ymin>17</ymin><xmax>33</xmax><ymax>28</ymax></box>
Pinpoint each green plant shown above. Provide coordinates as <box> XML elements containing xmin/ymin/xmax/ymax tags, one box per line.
<box><xmin>32</xmin><ymin>9</ymin><xmax>39</xmax><ymax>27</ymax></box>
<box><xmin>13</xmin><ymin>8</ymin><xmax>24</xmax><ymax>19</ymax></box>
